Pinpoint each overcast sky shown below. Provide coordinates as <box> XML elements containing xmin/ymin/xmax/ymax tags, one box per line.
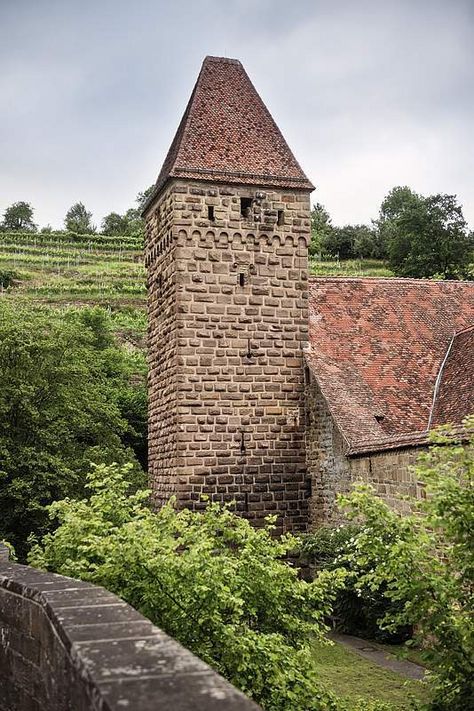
<box><xmin>1</xmin><ymin>0</ymin><xmax>473</xmax><ymax>230</ymax></box>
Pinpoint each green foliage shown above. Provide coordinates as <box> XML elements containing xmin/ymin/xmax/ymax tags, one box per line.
<box><xmin>310</xmin><ymin>203</ymin><xmax>333</xmax><ymax>256</ymax></box>
<box><xmin>0</xmin><ymin>269</ymin><xmax>19</xmax><ymax>288</ymax></box>
<box><xmin>338</xmin><ymin>421</ymin><xmax>474</xmax><ymax>710</ymax></box>
<box><xmin>1</xmin><ymin>201</ymin><xmax>37</xmax><ymax>232</ymax></box>
<box><xmin>0</xmin><ymin>304</ymin><xmax>146</xmax><ymax>560</ymax></box>
<box><xmin>300</xmin><ymin>526</ymin><xmax>411</xmax><ymax>643</ymax></box>
<box><xmin>0</xmin><ymin>231</ymin><xmax>145</xmax><ymax>307</ymax></box>
<box><xmin>101</xmin><ymin>212</ymin><xmax>131</xmax><ymax>236</ymax></box>
<box><xmin>64</xmin><ymin>202</ymin><xmax>96</xmax><ymax>234</ymax></box>
<box><xmin>309</xmin><ymin>258</ymin><xmax>393</xmax><ymax>278</ymax></box>
<box><xmin>352</xmin><ymin>225</ymin><xmax>387</xmax><ymax>260</ymax></box>
<box><xmin>100</xmin><ymin>186</ymin><xmax>154</xmax><ymax>239</ymax></box>
<box><xmin>136</xmin><ymin>184</ymin><xmax>155</xmax><ymax>212</ymax></box>
<box><xmin>321</xmin><ymin>224</ymin><xmax>378</xmax><ymax>260</ymax></box>
<box><xmin>377</xmin><ymin>187</ymin><xmax>473</xmax><ymax>279</ymax></box>
<box><xmin>30</xmin><ymin>462</ymin><xmax>352</xmax><ymax>710</ymax></box>
<box><xmin>309</xmin><ymin>203</ymin><xmax>383</xmax><ymax>261</ymax></box>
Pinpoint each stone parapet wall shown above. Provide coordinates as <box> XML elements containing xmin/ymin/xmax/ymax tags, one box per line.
<box><xmin>0</xmin><ymin>545</ymin><xmax>260</xmax><ymax>711</ymax></box>
<box><xmin>145</xmin><ymin>180</ymin><xmax>312</xmax><ymax>533</ymax></box>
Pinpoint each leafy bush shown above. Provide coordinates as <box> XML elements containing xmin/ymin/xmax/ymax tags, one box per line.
<box><xmin>299</xmin><ymin>526</ymin><xmax>411</xmax><ymax>643</ymax></box>
<box><xmin>0</xmin><ymin>269</ymin><xmax>19</xmax><ymax>288</ymax></box>
<box><xmin>29</xmin><ymin>462</ymin><xmax>354</xmax><ymax>711</ymax></box>
<box><xmin>338</xmin><ymin>421</ymin><xmax>474</xmax><ymax>710</ymax></box>
<box><xmin>0</xmin><ymin>304</ymin><xmax>146</xmax><ymax>559</ymax></box>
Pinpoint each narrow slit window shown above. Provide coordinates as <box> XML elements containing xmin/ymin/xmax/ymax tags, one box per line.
<box><xmin>239</xmin><ymin>272</ymin><xmax>245</xmax><ymax>287</ymax></box>
<box><xmin>208</xmin><ymin>205</ymin><xmax>215</xmax><ymax>222</ymax></box>
<box><xmin>240</xmin><ymin>197</ymin><xmax>252</xmax><ymax>218</ymax></box>
<box><xmin>277</xmin><ymin>209</ymin><xmax>284</xmax><ymax>226</ymax></box>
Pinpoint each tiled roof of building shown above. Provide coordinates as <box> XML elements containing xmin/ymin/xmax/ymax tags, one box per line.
<box><xmin>306</xmin><ymin>278</ymin><xmax>474</xmax><ymax>455</ymax></box>
<box><xmin>430</xmin><ymin>325</ymin><xmax>474</xmax><ymax>427</ymax></box>
<box><xmin>150</xmin><ymin>56</ymin><xmax>314</xmax><ymax>202</ymax></box>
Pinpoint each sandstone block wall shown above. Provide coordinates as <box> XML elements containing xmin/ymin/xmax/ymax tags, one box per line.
<box><xmin>305</xmin><ymin>376</ymin><xmax>422</xmax><ymax>526</ymax></box>
<box><xmin>0</xmin><ymin>545</ymin><xmax>260</xmax><ymax>711</ymax></box>
<box><xmin>145</xmin><ymin>180</ymin><xmax>311</xmax><ymax>533</ymax></box>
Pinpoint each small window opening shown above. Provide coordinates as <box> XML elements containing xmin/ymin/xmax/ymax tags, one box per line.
<box><xmin>239</xmin><ymin>272</ymin><xmax>245</xmax><ymax>287</ymax></box>
<box><xmin>240</xmin><ymin>197</ymin><xmax>253</xmax><ymax>218</ymax></box>
<box><xmin>208</xmin><ymin>205</ymin><xmax>215</xmax><ymax>222</ymax></box>
<box><xmin>246</xmin><ymin>338</ymin><xmax>253</xmax><ymax>359</ymax></box>
<box><xmin>277</xmin><ymin>209</ymin><xmax>284</xmax><ymax>226</ymax></box>
<box><xmin>374</xmin><ymin>414</ymin><xmax>385</xmax><ymax>423</ymax></box>
<box><xmin>240</xmin><ymin>430</ymin><xmax>246</xmax><ymax>455</ymax></box>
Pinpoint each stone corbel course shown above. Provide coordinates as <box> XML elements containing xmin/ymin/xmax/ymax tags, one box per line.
<box><xmin>0</xmin><ymin>543</ymin><xmax>260</xmax><ymax>711</ymax></box>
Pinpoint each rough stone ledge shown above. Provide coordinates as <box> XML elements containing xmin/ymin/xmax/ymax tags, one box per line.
<box><xmin>0</xmin><ymin>544</ymin><xmax>261</xmax><ymax>710</ymax></box>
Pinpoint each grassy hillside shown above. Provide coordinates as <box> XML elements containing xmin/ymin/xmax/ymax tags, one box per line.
<box><xmin>0</xmin><ymin>231</ymin><xmax>146</xmax><ymax>307</ymax></box>
<box><xmin>0</xmin><ymin>232</ymin><xmax>392</xmax><ymax>303</ymax></box>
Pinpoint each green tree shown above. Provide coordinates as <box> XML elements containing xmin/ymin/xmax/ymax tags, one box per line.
<box><xmin>310</xmin><ymin>202</ymin><xmax>333</xmax><ymax>256</ymax></box>
<box><xmin>0</xmin><ymin>305</ymin><xmax>146</xmax><ymax>560</ymax></box>
<box><xmin>30</xmin><ymin>462</ymin><xmax>349</xmax><ymax>711</ymax></box>
<box><xmin>321</xmin><ymin>224</ymin><xmax>359</xmax><ymax>260</ymax></box>
<box><xmin>353</xmin><ymin>224</ymin><xmax>387</xmax><ymax>260</ymax></box>
<box><xmin>377</xmin><ymin>187</ymin><xmax>473</xmax><ymax>279</ymax></box>
<box><xmin>100</xmin><ymin>186</ymin><xmax>155</xmax><ymax>238</ymax></box>
<box><xmin>64</xmin><ymin>201</ymin><xmax>96</xmax><ymax>234</ymax></box>
<box><xmin>136</xmin><ymin>184</ymin><xmax>155</xmax><ymax>213</ymax></box>
<box><xmin>1</xmin><ymin>201</ymin><xmax>37</xmax><ymax>232</ymax></box>
<box><xmin>338</xmin><ymin>420</ymin><xmax>474</xmax><ymax>710</ymax></box>
<box><xmin>101</xmin><ymin>211</ymin><xmax>130</xmax><ymax>236</ymax></box>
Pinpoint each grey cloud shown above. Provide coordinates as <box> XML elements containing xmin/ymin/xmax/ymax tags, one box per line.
<box><xmin>0</xmin><ymin>0</ymin><xmax>472</xmax><ymax>229</ymax></box>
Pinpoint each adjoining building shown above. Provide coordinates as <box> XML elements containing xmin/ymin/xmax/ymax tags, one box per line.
<box><xmin>305</xmin><ymin>278</ymin><xmax>474</xmax><ymax>525</ymax></box>
<box><xmin>143</xmin><ymin>56</ymin><xmax>474</xmax><ymax>533</ymax></box>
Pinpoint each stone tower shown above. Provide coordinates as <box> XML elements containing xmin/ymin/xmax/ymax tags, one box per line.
<box><xmin>144</xmin><ymin>56</ymin><xmax>314</xmax><ymax>533</ymax></box>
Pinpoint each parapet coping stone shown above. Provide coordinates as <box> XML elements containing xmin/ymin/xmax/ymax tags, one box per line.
<box><xmin>0</xmin><ymin>544</ymin><xmax>261</xmax><ymax>710</ymax></box>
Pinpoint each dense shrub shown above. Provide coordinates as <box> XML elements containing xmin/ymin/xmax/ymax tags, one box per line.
<box><xmin>0</xmin><ymin>269</ymin><xmax>19</xmax><ymax>288</ymax></box>
<box><xmin>0</xmin><ymin>304</ymin><xmax>147</xmax><ymax>559</ymax></box>
<box><xmin>338</xmin><ymin>421</ymin><xmax>474</xmax><ymax>710</ymax></box>
<box><xmin>30</xmin><ymin>462</ymin><xmax>351</xmax><ymax>711</ymax></box>
<box><xmin>299</xmin><ymin>525</ymin><xmax>411</xmax><ymax>643</ymax></box>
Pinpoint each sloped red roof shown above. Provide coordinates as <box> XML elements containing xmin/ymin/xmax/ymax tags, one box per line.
<box><xmin>306</xmin><ymin>278</ymin><xmax>474</xmax><ymax>455</ymax></box>
<box><xmin>430</xmin><ymin>326</ymin><xmax>474</xmax><ymax>427</ymax></box>
<box><xmin>150</xmin><ymin>56</ymin><xmax>313</xmax><ymax>201</ymax></box>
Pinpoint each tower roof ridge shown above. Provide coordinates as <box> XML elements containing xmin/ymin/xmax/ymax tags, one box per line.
<box><xmin>148</xmin><ymin>56</ymin><xmax>314</xmax><ymax>207</ymax></box>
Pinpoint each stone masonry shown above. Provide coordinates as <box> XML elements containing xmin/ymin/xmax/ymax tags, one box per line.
<box><xmin>0</xmin><ymin>544</ymin><xmax>260</xmax><ymax>711</ymax></box>
<box><xmin>305</xmin><ymin>375</ymin><xmax>423</xmax><ymax>527</ymax></box>
<box><xmin>145</xmin><ymin>56</ymin><xmax>468</xmax><ymax>531</ymax></box>
<box><xmin>146</xmin><ymin>180</ymin><xmax>311</xmax><ymax>532</ymax></box>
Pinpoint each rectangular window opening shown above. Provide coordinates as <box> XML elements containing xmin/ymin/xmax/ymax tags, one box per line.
<box><xmin>240</xmin><ymin>197</ymin><xmax>253</xmax><ymax>218</ymax></box>
<box><xmin>277</xmin><ymin>209</ymin><xmax>284</xmax><ymax>226</ymax></box>
<box><xmin>208</xmin><ymin>205</ymin><xmax>215</xmax><ymax>222</ymax></box>
<box><xmin>239</xmin><ymin>272</ymin><xmax>245</xmax><ymax>287</ymax></box>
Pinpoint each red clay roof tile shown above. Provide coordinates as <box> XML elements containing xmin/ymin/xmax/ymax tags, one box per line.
<box><xmin>153</xmin><ymin>56</ymin><xmax>314</xmax><ymax>197</ymax></box>
<box><xmin>430</xmin><ymin>325</ymin><xmax>474</xmax><ymax>427</ymax></box>
<box><xmin>306</xmin><ymin>277</ymin><xmax>474</xmax><ymax>454</ymax></box>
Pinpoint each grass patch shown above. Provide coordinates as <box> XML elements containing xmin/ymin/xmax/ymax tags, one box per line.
<box><xmin>313</xmin><ymin>640</ymin><xmax>429</xmax><ymax>709</ymax></box>
<box><xmin>309</xmin><ymin>258</ymin><xmax>393</xmax><ymax>277</ymax></box>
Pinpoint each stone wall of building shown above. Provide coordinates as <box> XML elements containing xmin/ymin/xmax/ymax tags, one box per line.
<box><xmin>145</xmin><ymin>179</ymin><xmax>311</xmax><ymax>533</ymax></box>
<box><xmin>305</xmin><ymin>376</ymin><xmax>422</xmax><ymax>526</ymax></box>
<box><xmin>0</xmin><ymin>544</ymin><xmax>260</xmax><ymax>711</ymax></box>
<box><xmin>145</xmin><ymin>186</ymin><xmax>179</xmax><ymax>505</ymax></box>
